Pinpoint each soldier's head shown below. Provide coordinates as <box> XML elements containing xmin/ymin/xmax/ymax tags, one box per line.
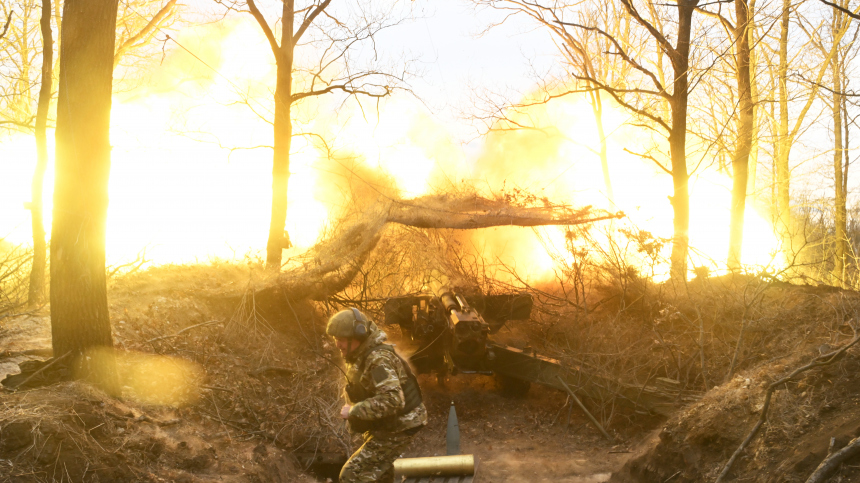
<box><xmin>326</xmin><ymin>308</ymin><xmax>371</xmax><ymax>358</ymax></box>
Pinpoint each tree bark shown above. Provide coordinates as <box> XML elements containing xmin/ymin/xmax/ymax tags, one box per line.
<box><xmin>746</xmin><ymin>0</ymin><xmax>759</xmax><ymax>199</ymax></box>
<box><xmin>667</xmin><ymin>0</ymin><xmax>697</xmax><ymax>281</ymax></box>
<box><xmin>265</xmin><ymin>0</ymin><xmax>295</xmax><ymax>270</ymax></box>
<box><xmin>51</xmin><ymin>0</ymin><xmax>119</xmax><ymax>389</ymax></box>
<box><xmin>28</xmin><ymin>0</ymin><xmax>53</xmax><ymax>306</ymax></box>
<box><xmin>776</xmin><ymin>0</ymin><xmax>791</xmax><ymax>252</ymax></box>
<box><xmin>842</xmin><ymin>88</ymin><xmax>849</xmax><ymax>284</ymax></box>
<box><xmin>728</xmin><ymin>0</ymin><xmax>754</xmax><ymax>270</ymax></box>
<box><xmin>832</xmin><ymin>3</ymin><xmax>847</xmax><ymax>287</ymax></box>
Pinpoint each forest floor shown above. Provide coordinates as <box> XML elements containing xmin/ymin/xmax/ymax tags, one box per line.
<box><xmin>3</xmin><ymin>263</ymin><xmax>860</xmax><ymax>482</ymax></box>
<box><xmin>0</xmin><ymin>264</ymin><xmax>632</xmax><ymax>482</ymax></box>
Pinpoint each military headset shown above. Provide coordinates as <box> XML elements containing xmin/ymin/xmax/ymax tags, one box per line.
<box><xmin>349</xmin><ymin>307</ymin><xmax>369</xmax><ymax>340</ymax></box>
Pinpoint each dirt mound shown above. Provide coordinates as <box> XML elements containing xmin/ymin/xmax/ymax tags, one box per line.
<box><xmin>0</xmin><ymin>381</ymin><xmax>307</xmax><ymax>482</ymax></box>
<box><xmin>0</xmin><ymin>264</ymin><xmax>336</xmax><ymax>482</ymax></box>
<box><xmin>610</xmin><ymin>317</ymin><xmax>860</xmax><ymax>482</ymax></box>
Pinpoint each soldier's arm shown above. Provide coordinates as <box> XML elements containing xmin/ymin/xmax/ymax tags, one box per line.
<box><xmin>348</xmin><ymin>352</ymin><xmax>405</xmax><ymax>421</ymax></box>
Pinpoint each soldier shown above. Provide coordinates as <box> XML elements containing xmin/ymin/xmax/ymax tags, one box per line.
<box><xmin>326</xmin><ymin>308</ymin><xmax>427</xmax><ymax>483</ymax></box>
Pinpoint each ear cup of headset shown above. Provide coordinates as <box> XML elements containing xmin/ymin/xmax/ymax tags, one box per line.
<box><xmin>350</xmin><ymin>307</ymin><xmax>368</xmax><ymax>340</ymax></box>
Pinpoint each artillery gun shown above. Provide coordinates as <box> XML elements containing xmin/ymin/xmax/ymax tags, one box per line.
<box><xmin>384</xmin><ymin>291</ymin><xmax>688</xmax><ymax>415</ymax></box>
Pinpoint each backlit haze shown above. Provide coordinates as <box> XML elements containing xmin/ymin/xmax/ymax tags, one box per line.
<box><xmin>0</xmin><ymin>0</ymin><xmax>782</xmax><ymax>281</ymax></box>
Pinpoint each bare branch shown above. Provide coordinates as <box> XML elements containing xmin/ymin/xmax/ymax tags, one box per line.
<box><xmin>293</xmin><ymin>0</ymin><xmax>332</xmax><ymax>45</ymax></box>
<box><xmin>806</xmin><ymin>436</ymin><xmax>860</xmax><ymax>482</ymax></box>
<box><xmin>819</xmin><ymin>0</ymin><xmax>860</xmax><ymax>21</ymax></box>
<box><xmin>617</xmin><ymin>0</ymin><xmax>679</xmax><ymax>62</ymax></box>
<box><xmin>624</xmin><ymin>148</ymin><xmax>673</xmax><ymax>176</ymax></box>
<box><xmin>572</xmin><ymin>77</ymin><xmax>672</xmax><ymax>131</ymax></box>
<box><xmin>695</xmin><ymin>5</ymin><xmax>734</xmax><ymax>31</ymax></box>
<box><xmin>114</xmin><ymin>0</ymin><xmax>177</xmax><ymax>66</ymax></box>
<box><xmin>0</xmin><ymin>9</ymin><xmax>11</xmax><ymax>40</ymax></box>
<box><xmin>557</xmin><ymin>20</ymin><xmax>667</xmax><ymax>94</ymax></box>
<box><xmin>246</xmin><ymin>0</ymin><xmax>281</xmax><ymax>60</ymax></box>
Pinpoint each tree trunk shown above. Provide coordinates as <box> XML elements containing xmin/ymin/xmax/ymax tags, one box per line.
<box><xmin>776</xmin><ymin>0</ymin><xmax>792</xmax><ymax>254</ymax></box>
<box><xmin>589</xmin><ymin>89</ymin><xmax>615</xmax><ymax>205</ymax></box>
<box><xmin>746</xmin><ymin>0</ymin><xmax>759</xmax><ymax>198</ymax></box>
<box><xmin>728</xmin><ymin>0</ymin><xmax>754</xmax><ymax>271</ymax></box>
<box><xmin>842</xmin><ymin>88</ymin><xmax>850</xmax><ymax>286</ymax></box>
<box><xmin>51</xmin><ymin>0</ymin><xmax>119</xmax><ymax>389</ymax></box>
<box><xmin>832</xmin><ymin>4</ymin><xmax>846</xmax><ymax>287</ymax></box>
<box><xmin>28</xmin><ymin>0</ymin><xmax>53</xmax><ymax>306</ymax></box>
<box><xmin>668</xmin><ymin>0</ymin><xmax>696</xmax><ymax>280</ymax></box>
<box><xmin>265</xmin><ymin>0</ymin><xmax>295</xmax><ymax>270</ymax></box>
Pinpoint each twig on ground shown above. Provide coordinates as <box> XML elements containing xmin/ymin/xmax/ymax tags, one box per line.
<box><xmin>201</xmin><ymin>385</ymin><xmax>233</xmax><ymax>393</ymax></box>
<box><xmin>11</xmin><ymin>351</ymin><xmax>72</xmax><ymax>390</ymax></box>
<box><xmin>249</xmin><ymin>366</ymin><xmax>297</xmax><ymax>376</ymax></box>
<box><xmin>146</xmin><ymin>319</ymin><xmax>222</xmax><ymax>343</ymax></box>
<box><xmin>0</xmin><ymin>308</ymin><xmax>41</xmax><ymax>321</ymax></box>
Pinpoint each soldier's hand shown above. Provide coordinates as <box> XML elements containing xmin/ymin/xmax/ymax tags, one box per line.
<box><xmin>340</xmin><ymin>405</ymin><xmax>351</xmax><ymax>419</ymax></box>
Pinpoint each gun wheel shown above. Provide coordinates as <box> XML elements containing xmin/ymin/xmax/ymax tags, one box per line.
<box><xmin>495</xmin><ymin>374</ymin><xmax>530</xmax><ymax>397</ymax></box>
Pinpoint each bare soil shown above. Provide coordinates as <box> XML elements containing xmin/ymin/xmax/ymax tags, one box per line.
<box><xmin>411</xmin><ymin>373</ymin><xmax>628</xmax><ymax>482</ymax></box>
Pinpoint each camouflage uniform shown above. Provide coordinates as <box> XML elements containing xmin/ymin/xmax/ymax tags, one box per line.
<box><xmin>340</xmin><ymin>328</ymin><xmax>428</xmax><ymax>483</ymax></box>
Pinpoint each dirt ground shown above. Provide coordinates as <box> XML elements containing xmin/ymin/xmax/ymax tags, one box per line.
<box><xmin>410</xmin><ymin>374</ymin><xmax>630</xmax><ymax>483</ymax></box>
<box><xmin>0</xmin><ymin>264</ymin><xmax>636</xmax><ymax>482</ymax></box>
<box><xmin>7</xmin><ymin>264</ymin><xmax>859</xmax><ymax>482</ymax></box>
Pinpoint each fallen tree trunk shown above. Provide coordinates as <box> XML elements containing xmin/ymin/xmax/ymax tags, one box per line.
<box><xmin>385</xmin><ymin>194</ymin><xmax>621</xmax><ymax>229</ymax></box>
<box><xmin>242</xmin><ymin>193</ymin><xmax>622</xmax><ymax>323</ymax></box>
<box><xmin>268</xmin><ymin>193</ymin><xmax>622</xmax><ymax>301</ymax></box>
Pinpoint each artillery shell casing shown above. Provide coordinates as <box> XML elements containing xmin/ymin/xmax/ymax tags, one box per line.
<box><xmin>393</xmin><ymin>454</ymin><xmax>475</xmax><ymax>476</ymax></box>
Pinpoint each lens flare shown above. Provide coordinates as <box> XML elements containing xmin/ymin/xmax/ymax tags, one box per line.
<box><xmin>82</xmin><ymin>347</ymin><xmax>203</xmax><ymax>406</ymax></box>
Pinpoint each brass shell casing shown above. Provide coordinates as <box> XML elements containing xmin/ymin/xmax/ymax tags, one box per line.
<box><xmin>393</xmin><ymin>454</ymin><xmax>475</xmax><ymax>477</ymax></box>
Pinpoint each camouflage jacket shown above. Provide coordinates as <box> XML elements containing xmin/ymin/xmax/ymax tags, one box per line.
<box><xmin>344</xmin><ymin>329</ymin><xmax>428</xmax><ymax>434</ymax></box>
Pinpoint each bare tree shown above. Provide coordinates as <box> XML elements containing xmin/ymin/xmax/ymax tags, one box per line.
<box><xmin>695</xmin><ymin>0</ymin><xmax>755</xmax><ymax>269</ymax></box>
<box><xmin>552</xmin><ymin>0</ymin><xmax>700</xmax><ymax>280</ymax></box>
<box><xmin>813</xmin><ymin>0</ymin><xmax>860</xmax><ymax>286</ymax></box>
<box><xmin>770</xmin><ymin>0</ymin><xmax>856</xmax><ymax>257</ymax></box>
<box><xmin>213</xmin><ymin>0</ymin><xmax>413</xmax><ymax>270</ymax></box>
<box><xmin>0</xmin><ymin>0</ymin><xmax>40</xmax><ymax>133</ymax></box>
<box><xmin>27</xmin><ymin>0</ymin><xmax>54</xmax><ymax>306</ymax></box>
<box><xmin>51</xmin><ymin>0</ymin><xmax>119</xmax><ymax>388</ymax></box>
<box><xmin>0</xmin><ymin>0</ymin><xmax>182</xmax><ymax>306</ymax></box>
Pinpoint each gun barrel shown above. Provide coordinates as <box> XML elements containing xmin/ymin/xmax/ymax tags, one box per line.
<box><xmin>440</xmin><ymin>292</ymin><xmax>459</xmax><ymax>313</ymax></box>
